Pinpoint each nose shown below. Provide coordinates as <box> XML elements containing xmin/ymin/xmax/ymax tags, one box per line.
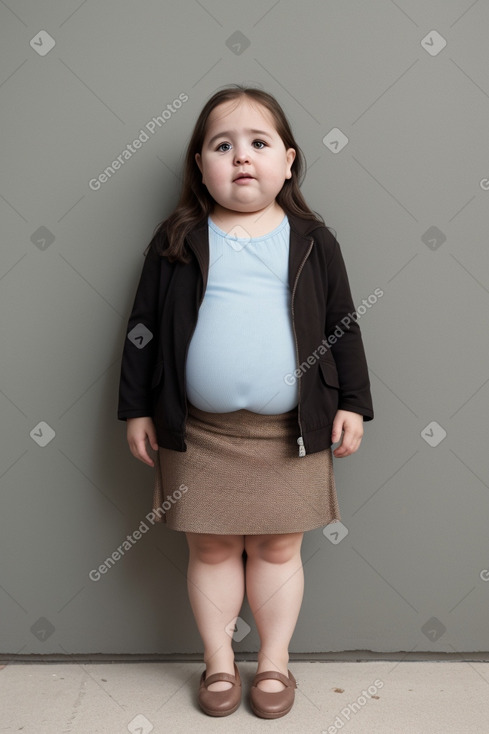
<box><xmin>233</xmin><ymin>146</ymin><xmax>251</xmax><ymax>165</ymax></box>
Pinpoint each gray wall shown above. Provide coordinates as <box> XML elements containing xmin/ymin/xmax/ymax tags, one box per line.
<box><xmin>1</xmin><ymin>0</ymin><xmax>488</xmax><ymax>657</ymax></box>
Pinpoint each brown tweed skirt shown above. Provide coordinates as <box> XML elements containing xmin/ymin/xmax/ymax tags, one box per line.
<box><xmin>152</xmin><ymin>402</ymin><xmax>340</xmax><ymax>534</ymax></box>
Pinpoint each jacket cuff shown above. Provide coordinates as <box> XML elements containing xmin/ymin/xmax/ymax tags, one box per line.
<box><xmin>117</xmin><ymin>410</ymin><xmax>153</xmax><ymax>421</ymax></box>
<box><xmin>337</xmin><ymin>402</ymin><xmax>374</xmax><ymax>421</ymax></box>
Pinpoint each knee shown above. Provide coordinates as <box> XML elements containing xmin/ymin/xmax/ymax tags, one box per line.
<box><xmin>188</xmin><ymin>534</ymin><xmax>244</xmax><ymax>565</ymax></box>
<box><xmin>245</xmin><ymin>533</ymin><xmax>303</xmax><ymax>564</ymax></box>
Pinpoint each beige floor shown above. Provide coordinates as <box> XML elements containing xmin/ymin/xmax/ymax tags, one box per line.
<box><xmin>2</xmin><ymin>658</ymin><xmax>489</xmax><ymax>733</ymax></box>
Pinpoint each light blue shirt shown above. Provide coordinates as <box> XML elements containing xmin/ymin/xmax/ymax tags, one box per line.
<box><xmin>185</xmin><ymin>215</ymin><xmax>299</xmax><ymax>414</ymax></box>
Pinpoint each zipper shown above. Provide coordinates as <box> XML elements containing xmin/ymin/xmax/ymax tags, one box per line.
<box><xmin>291</xmin><ymin>236</ymin><xmax>314</xmax><ymax>457</ymax></box>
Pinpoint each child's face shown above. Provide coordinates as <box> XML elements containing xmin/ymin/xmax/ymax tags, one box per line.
<box><xmin>195</xmin><ymin>98</ymin><xmax>296</xmax><ymax>217</ymax></box>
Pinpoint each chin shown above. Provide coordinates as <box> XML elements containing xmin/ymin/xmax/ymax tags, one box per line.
<box><xmin>219</xmin><ymin>202</ymin><xmax>261</xmax><ymax>213</ymax></box>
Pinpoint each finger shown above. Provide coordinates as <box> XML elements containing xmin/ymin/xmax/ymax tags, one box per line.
<box><xmin>138</xmin><ymin>443</ymin><xmax>155</xmax><ymax>467</ymax></box>
<box><xmin>334</xmin><ymin>435</ymin><xmax>362</xmax><ymax>457</ymax></box>
<box><xmin>332</xmin><ymin>434</ymin><xmax>347</xmax><ymax>457</ymax></box>
<box><xmin>331</xmin><ymin>421</ymin><xmax>344</xmax><ymax>444</ymax></box>
<box><xmin>333</xmin><ymin>431</ymin><xmax>360</xmax><ymax>457</ymax></box>
<box><xmin>131</xmin><ymin>440</ymin><xmax>155</xmax><ymax>467</ymax></box>
<box><xmin>148</xmin><ymin>427</ymin><xmax>159</xmax><ymax>452</ymax></box>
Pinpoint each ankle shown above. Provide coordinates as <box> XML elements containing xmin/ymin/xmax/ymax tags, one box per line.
<box><xmin>204</xmin><ymin>648</ymin><xmax>235</xmax><ymax>670</ymax></box>
<box><xmin>257</xmin><ymin>650</ymin><xmax>289</xmax><ymax>672</ymax></box>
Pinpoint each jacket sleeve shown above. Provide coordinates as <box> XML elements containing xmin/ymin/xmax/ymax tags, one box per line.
<box><xmin>325</xmin><ymin>236</ymin><xmax>374</xmax><ymax>421</ymax></box>
<box><xmin>117</xmin><ymin>240</ymin><xmax>161</xmax><ymax>421</ymax></box>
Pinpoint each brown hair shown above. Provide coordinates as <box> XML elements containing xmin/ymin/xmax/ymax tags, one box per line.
<box><xmin>150</xmin><ymin>84</ymin><xmax>323</xmax><ymax>262</ymax></box>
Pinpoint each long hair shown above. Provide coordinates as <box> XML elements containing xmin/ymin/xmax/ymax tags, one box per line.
<box><xmin>151</xmin><ymin>84</ymin><xmax>323</xmax><ymax>262</ymax></box>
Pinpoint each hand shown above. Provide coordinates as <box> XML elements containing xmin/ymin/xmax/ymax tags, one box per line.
<box><xmin>126</xmin><ymin>417</ymin><xmax>159</xmax><ymax>467</ymax></box>
<box><xmin>331</xmin><ymin>410</ymin><xmax>364</xmax><ymax>458</ymax></box>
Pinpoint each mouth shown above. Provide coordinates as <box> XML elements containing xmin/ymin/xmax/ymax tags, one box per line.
<box><xmin>233</xmin><ymin>173</ymin><xmax>255</xmax><ymax>181</ymax></box>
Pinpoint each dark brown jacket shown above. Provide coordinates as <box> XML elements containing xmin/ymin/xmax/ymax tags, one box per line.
<box><xmin>117</xmin><ymin>214</ymin><xmax>374</xmax><ymax>455</ymax></box>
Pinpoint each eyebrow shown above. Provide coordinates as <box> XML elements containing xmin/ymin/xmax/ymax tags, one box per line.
<box><xmin>206</xmin><ymin>129</ymin><xmax>273</xmax><ymax>147</ymax></box>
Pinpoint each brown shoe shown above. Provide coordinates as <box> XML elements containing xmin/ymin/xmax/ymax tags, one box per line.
<box><xmin>198</xmin><ymin>662</ymin><xmax>242</xmax><ymax>716</ymax></box>
<box><xmin>250</xmin><ymin>669</ymin><xmax>297</xmax><ymax>719</ymax></box>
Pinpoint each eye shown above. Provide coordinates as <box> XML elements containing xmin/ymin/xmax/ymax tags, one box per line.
<box><xmin>216</xmin><ymin>142</ymin><xmax>231</xmax><ymax>152</ymax></box>
<box><xmin>253</xmin><ymin>140</ymin><xmax>266</xmax><ymax>149</ymax></box>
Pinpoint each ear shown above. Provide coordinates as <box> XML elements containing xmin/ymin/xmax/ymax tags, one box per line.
<box><xmin>195</xmin><ymin>152</ymin><xmax>203</xmax><ymax>178</ymax></box>
<box><xmin>285</xmin><ymin>148</ymin><xmax>296</xmax><ymax>179</ymax></box>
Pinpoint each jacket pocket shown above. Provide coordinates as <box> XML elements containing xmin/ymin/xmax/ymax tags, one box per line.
<box><xmin>318</xmin><ymin>354</ymin><xmax>340</xmax><ymax>389</ymax></box>
<box><xmin>150</xmin><ymin>360</ymin><xmax>164</xmax><ymax>390</ymax></box>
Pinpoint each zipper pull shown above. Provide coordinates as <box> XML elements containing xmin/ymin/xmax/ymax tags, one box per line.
<box><xmin>297</xmin><ymin>436</ymin><xmax>306</xmax><ymax>457</ymax></box>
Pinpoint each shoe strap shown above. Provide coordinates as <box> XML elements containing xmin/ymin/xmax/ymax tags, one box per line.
<box><xmin>253</xmin><ymin>670</ymin><xmax>296</xmax><ymax>688</ymax></box>
<box><xmin>204</xmin><ymin>669</ymin><xmax>239</xmax><ymax>688</ymax></box>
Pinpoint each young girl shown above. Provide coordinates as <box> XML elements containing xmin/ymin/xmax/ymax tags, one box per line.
<box><xmin>118</xmin><ymin>85</ymin><xmax>374</xmax><ymax>719</ymax></box>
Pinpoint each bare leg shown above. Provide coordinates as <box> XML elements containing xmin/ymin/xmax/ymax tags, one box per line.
<box><xmin>186</xmin><ymin>532</ymin><xmax>245</xmax><ymax>691</ymax></box>
<box><xmin>244</xmin><ymin>532</ymin><xmax>304</xmax><ymax>693</ymax></box>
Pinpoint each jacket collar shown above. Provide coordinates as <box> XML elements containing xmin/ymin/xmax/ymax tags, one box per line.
<box><xmin>186</xmin><ymin>213</ymin><xmax>322</xmax><ymax>293</ymax></box>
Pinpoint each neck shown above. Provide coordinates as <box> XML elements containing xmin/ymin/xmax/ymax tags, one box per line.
<box><xmin>210</xmin><ymin>202</ymin><xmax>285</xmax><ymax>236</ymax></box>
